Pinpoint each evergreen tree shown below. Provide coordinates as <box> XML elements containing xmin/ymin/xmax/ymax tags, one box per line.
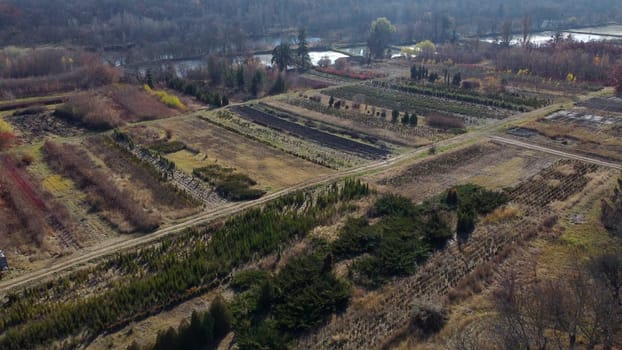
<box><xmin>296</xmin><ymin>28</ymin><xmax>311</xmax><ymax>70</ymax></box>
<box><xmin>236</xmin><ymin>65</ymin><xmax>245</xmax><ymax>91</ymax></box>
<box><xmin>401</xmin><ymin>112</ymin><xmax>410</xmax><ymax>124</ymax></box>
<box><xmin>271</xmin><ymin>43</ymin><xmax>292</xmax><ymax>72</ymax></box>
<box><xmin>446</xmin><ymin>188</ymin><xmax>458</xmax><ymax>207</ymax></box>
<box><xmin>146</xmin><ymin>69</ymin><xmax>154</xmax><ymax>89</ymax></box>
<box><xmin>452</xmin><ymin>72</ymin><xmax>462</xmax><ymax>86</ymax></box>
<box><xmin>410</xmin><ymin>114</ymin><xmax>418</xmax><ymax>126</ymax></box>
<box><xmin>210</xmin><ymin>296</ymin><xmax>232</xmax><ymax>339</ymax></box>
<box><xmin>251</xmin><ymin>70</ymin><xmax>264</xmax><ymax>97</ymax></box>
<box><xmin>270</xmin><ymin>74</ymin><xmax>287</xmax><ymax>94</ymax></box>
<box><xmin>391</xmin><ymin>109</ymin><xmax>399</xmax><ymax>123</ymax></box>
<box><xmin>456</xmin><ymin>208</ymin><xmax>475</xmax><ymax>240</ymax></box>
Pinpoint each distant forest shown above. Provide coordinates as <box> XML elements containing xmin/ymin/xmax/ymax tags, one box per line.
<box><xmin>0</xmin><ymin>0</ymin><xmax>620</xmax><ymax>58</ymax></box>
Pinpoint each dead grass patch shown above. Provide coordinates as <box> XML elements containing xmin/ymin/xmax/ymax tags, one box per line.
<box><xmin>149</xmin><ymin>117</ymin><xmax>334</xmax><ymax>190</ymax></box>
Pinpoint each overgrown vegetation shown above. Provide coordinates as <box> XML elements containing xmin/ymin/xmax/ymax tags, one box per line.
<box><xmin>487</xmin><ymin>253</ymin><xmax>622</xmax><ymax>350</ymax></box>
<box><xmin>42</xmin><ymin>141</ymin><xmax>160</xmax><ymax>232</ymax></box>
<box><xmin>193</xmin><ymin>164</ymin><xmax>266</xmax><ymax>201</ymax></box>
<box><xmin>0</xmin><ymin>47</ymin><xmax>119</xmax><ymax>99</ymax></box>
<box><xmin>332</xmin><ymin>184</ymin><xmax>508</xmax><ymax>288</ymax></box>
<box><xmin>231</xmin><ymin>250</ymin><xmax>351</xmax><ymax>349</ymax></box>
<box><xmin>54</xmin><ymin>94</ymin><xmax>123</xmax><ymax>130</ymax></box>
<box><xmin>145</xmin><ymin>297</ymin><xmax>232</xmax><ymax>350</ymax></box>
<box><xmin>167</xmin><ymin>78</ymin><xmax>228</xmax><ymax>107</ymax></box>
<box><xmin>0</xmin><ymin>179</ymin><xmax>370</xmax><ymax>350</ymax></box>
<box><xmin>601</xmin><ymin>177</ymin><xmax>622</xmax><ymax>237</ymax></box>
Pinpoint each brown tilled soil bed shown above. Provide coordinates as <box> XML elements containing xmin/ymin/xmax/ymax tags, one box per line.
<box><xmin>6</xmin><ymin>110</ymin><xmax>85</xmax><ymax>143</ymax></box>
<box><xmin>370</xmin><ymin>142</ymin><xmax>558</xmax><ymax>202</ymax></box>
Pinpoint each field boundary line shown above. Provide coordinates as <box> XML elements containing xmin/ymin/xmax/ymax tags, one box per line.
<box><xmin>491</xmin><ymin>136</ymin><xmax>622</xmax><ymax>170</ymax></box>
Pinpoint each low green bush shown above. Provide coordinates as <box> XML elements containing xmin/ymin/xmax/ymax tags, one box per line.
<box><xmin>194</xmin><ymin>164</ymin><xmax>265</xmax><ymax>201</ymax></box>
<box><xmin>149</xmin><ymin>140</ymin><xmax>186</xmax><ymax>154</ymax></box>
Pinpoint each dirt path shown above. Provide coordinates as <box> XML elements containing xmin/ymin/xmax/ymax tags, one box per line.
<box><xmin>491</xmin><ymin>136</ymin><xmax>622</xmax><ymax>170</ymax></box>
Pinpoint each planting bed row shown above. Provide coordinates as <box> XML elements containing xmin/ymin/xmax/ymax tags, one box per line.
<box><xmin>544</xmin><ymin>109</ymin><xmax>619</xmax><ymax>128</ymax></box>
<box><xmin>0</xmin><ymin>156</ymin><xmax>81</xmax><ymax>251</ymax></box>
<box><xmin>85</xmin><ymin>136</ymin><xmax>197</xmax><ymax>211</ymax></box>
<box><xmin>199</xmin><ymin>110</ymin><xmax>368</xmax><ymax>169</ymax></box>
<box><xmin>231</xmin><ymin>106</ymin><xmax>390</xmax><ymax>159</ymax></box>
<box><xmin>577</xmin><ymin>97</ymin><xmax>622</xmax><ymax>114</ymax></box>
<box><xmin>380</xmin><ymin>143</ymin><xmax>492</xmax><ymax>187</ymax></box>
<box><xmin>326</xmin><ymin>83</ymin><xmax>511</xmax><ymax>120</ymax></box>
<box><xmin>376</xmin><ymin>80</ymin><xmax>548</xmax><ymax>111</ymax></box>
<box><xmin>509</xmin><ymin>159</ymin><xmax>600</xmax><ymax>208</ymax></box>
<box><xmin>6</xmin><ymin>109</ymin><xmax>85</xmax><ymax>143</ymax></box>
<box><xmin>282</xmin><ymin>96</ymin><xmax>448</xmax><ymax>143</ymax></box>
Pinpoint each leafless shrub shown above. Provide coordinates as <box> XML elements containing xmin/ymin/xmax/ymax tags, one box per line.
<box><xmin>490</xmin><ymin>262</ymin><xmax>622</xmax><ymax>350</ymax></box>
<box><xmin>56</xmin><ymin>94</ymin><xmax>123</xmax><ymax>130</ymax></box>
<box><xmin>43</xmin><ymin>141</ymin><xmax>160</xmax><ymax>232</ymax></box>
<box><xmin>0</xmin><ymin>48</ymin><xmax>119</xmax><ymax>98</ymax></box>
<box><xmin>541</xmin><ymin>215</ymin><xmax>559</xmax><ymax>229</ymax></box>
<box><xmin>426</xmin><ymin>113</ymin><xmax>465</xmax><ymax>130</ymax></box>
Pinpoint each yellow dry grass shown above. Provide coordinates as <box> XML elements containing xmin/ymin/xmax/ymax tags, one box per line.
<box><xmin>42</xmin><ymin>174</ymin><xmax>72</xmax><ymax>193</ymax></box>
<box><xmin>166</xmin><ymin>150</ymin><xmax>210</xmax><ymax>173</ymax></box>
<box><xmin>152</xmin><ymin>116</ymin><xmax>334</xmax><ymax>190</ymax></box>
<box><xmin>144</xmin><ymin>85</ymin><xmax>186</xmax><ymax>110</ymax></box>
<box><xmin>0</xmin><ymin>118</ymin><xmax>12</xmax><ymax>132</ymax></box>
<box><xmin>468</xmin><ymin>156</ymin><xmax>528</xmax><ymax>190</ymax></box>
<box><xmin>481</xmin><ymin>205</ymin><xmax>520</xmax><ymax>225</ymax></box>
<box><xmin>536</xmin><ymin>171</ymin><xmax>619</xmax><ymax>275</ymax></box>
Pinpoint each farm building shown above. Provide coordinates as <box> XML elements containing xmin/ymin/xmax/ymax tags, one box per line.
<box><xmin>0</xmin><ymin>250</ymin><xmax>8</xmax><ymax>271</ymax></box>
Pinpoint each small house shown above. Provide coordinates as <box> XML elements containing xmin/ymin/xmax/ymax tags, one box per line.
<box><xmin>0</xmin><ymin>250</ymin><xmax>8</xmax><ymax>271</ymax></box>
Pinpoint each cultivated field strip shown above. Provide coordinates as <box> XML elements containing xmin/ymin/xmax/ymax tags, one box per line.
<box><xmin>577</xmin><ymin>97</ymin><xmax>622</xmax><ymax>114</ymax></box>
<box><xmin>114</xmin><ymin>140</ymin><xmax>226</xmax><ymax>209</ymax></box>
<box><xmin>379</xmin><ymin>143</ymin><xmax>494</xmax><ymax>186</ymax></box>
<box><xmin>277</xmin><ymin>97</ymin><xmax>447</xmax><ymax>144</ymax></box>
<box><xmin>0</xmin><ymin>156</ymin><xmax>82</xmax><ymax>251</ymax></box>
<box><xmin>509</xmin><ymin>159</ymin><xmax>601</xmax><ymax>207</ymax></box>
<box><xmin>46</xmin><ymin>214</ymin><xmax>80</xmax><ymax>250</ymax></box>
<box><xmin>325</xmin><ymin>83</ymin><xmax>511</xmax><ymax>120</ymax></box>
<box><xmin>199</xmin><ymin>110</ymin><xmax>368</xmax><ymax>169</ymax></box>
<box><xmin>28</xmin><ymin>162</ymin><xmax>114</xmax><ymax>246</ymax></box>
<box><xmin>491</xmin><ymin>136</ymin><xmax>622</xmax><ymax>170</ymax></box>
<box><xmin>231</xmin><ymin>106</ymin><xmax>390</xmax><ymax>159</ymax></box>
<box><xmin>298</xmin><ymin>216</ymin><xmax>540</xmax><ymax>349</ymax></box>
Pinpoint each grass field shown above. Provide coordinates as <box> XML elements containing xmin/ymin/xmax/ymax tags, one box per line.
<box><xmin>140</xmin><ymin>116</ymin><xmax>335</xmax><ymax>191</ymax></box>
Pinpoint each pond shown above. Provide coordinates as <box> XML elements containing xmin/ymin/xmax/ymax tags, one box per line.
<box><xmin>481</xmin><ymin>24</ymin><xmax>622</xmax><ymax>46</ymax></box>
<box><xmin>253</xmin><ymin>50</ymin><xmax>349</xmax><ymax>67</ymax></box>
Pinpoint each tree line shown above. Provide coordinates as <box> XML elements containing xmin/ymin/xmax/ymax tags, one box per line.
<box><xmin>1</xmin><ymin>0</ymin><xmax>620</xmax><ymax>61</ymax></box>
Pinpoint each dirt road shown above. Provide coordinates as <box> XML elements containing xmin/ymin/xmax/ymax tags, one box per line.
<box><xmin>491</xmin><ymin>136</ymin><xmax>622</xmax><ymax>170</ymax></box>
